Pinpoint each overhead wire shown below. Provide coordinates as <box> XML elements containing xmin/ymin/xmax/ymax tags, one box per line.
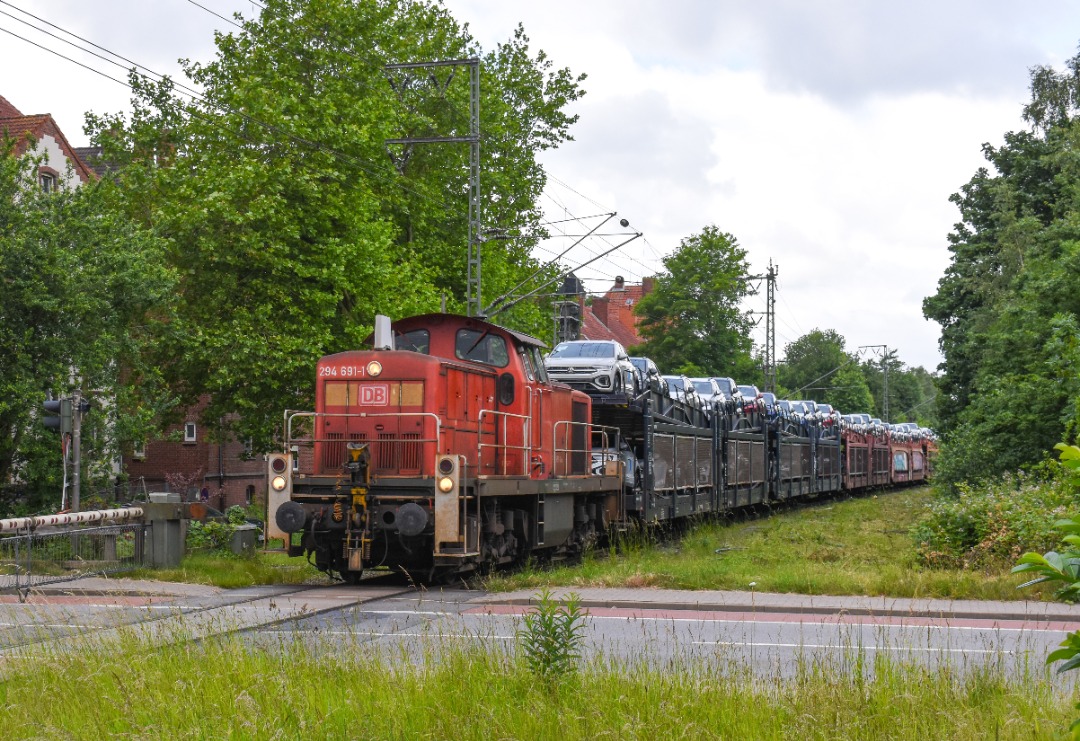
<box><xmin>0</xmin><ymin>0</ymin><xmax>467</xmax><ymax>217</ymax></box>
<box><xmin>539</xmin><ymin>187</ymin><xmax>657</xmax><ymax>282</ymax></box>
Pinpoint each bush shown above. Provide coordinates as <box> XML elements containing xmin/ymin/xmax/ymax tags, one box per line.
<box><xmin>186</xmin><ymin>506</ymin><xmax>251</xmax><ymax>553</ymax></box>
<box><xmin>912</xmin><ymin>466</ymin><xmax>1080</xmax><ymax>569</ymax></box>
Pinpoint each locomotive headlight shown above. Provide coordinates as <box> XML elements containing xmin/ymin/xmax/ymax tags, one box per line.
<box><xmin>437</xmin><ymin>476</ymin><xmax>455</xmax><ymax>493</ymax></box>
<box><xmin>271</xmin><ymin>475</ymin><xmax>288</xmax><ymax>492</ymax></box>
<box><xmin>366</xmin><ymin>361</ymin><xmax>383</xmax><ymax>377</ymax></box>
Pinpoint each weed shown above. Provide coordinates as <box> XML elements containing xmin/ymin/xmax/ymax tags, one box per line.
<box><xmin>516</xmin><ymin>589</ymin><xmax>587</xmax><ymax>684</ymax></box>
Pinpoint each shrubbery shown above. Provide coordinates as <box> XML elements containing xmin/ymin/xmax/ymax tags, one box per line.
<box><xmin>186</xmin><ymin>505</ymin><xmax>250</xmax><ymax>553</ymax></box>
<box><xmin>912</xmin><ymin>466</ymin><xmax>1080</xmax><ymax>569</ymax></box>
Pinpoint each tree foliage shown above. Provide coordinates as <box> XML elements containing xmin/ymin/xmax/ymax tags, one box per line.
<box><xmin>778</xmin><ymin>329</ymin><xmax>860</xmax><ymax>405</ymax></box>
<box><xmin>776</xmin><ymin>329</ymin><xmax>935</xmax><ymax>421</ymax></box>
<box><xmin>631</xmin><ymin>226</ymin><xmax>755</xmax><ymax>378</ymax></box>
<box><xmin>924</xmin><ymin>46</ymin><xmax>1080</xmax><ymax>491</ymax></box>
<box><xmin>0</xmin><ymin>147</ymin><xmax>175</xmax><ymax>510</ymax></box>
<box><xmin>86</xmin><ymin>0</ymin><xmax>585</xmax><ymax>449</ymax></box>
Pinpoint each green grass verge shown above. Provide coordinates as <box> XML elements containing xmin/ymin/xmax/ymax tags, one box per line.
<box><xmin>486</xmin><ymin>488</ymin><xmax>1055</xmax><ymax>600</ymax></box>
<box><xmin>127</xmin><ymin>549</ymin><xmax>325</xmax><ymax>589</ymax></box>
<box><xmin>0</xmin><ymin>632</ymin><xmax>1069</xmax><ymax>739</ymax></box>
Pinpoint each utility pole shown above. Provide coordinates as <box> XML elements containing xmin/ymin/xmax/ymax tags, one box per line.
<box><xmin>71</xmin><ymin>388</ymin><xmax>81</xmax><ymax>512</ymax></box>
<box><xmin>748</xmin><ymin>262</ymin><xmax>778</xmax><ymax>393</ymax></box>
<box><xmin>553</xmin><ymin>274</ymin><xmax>584</xmax><ymax>345</ymax></box>
<box><xmin>764</xmin><ymin>262</ymin><xmax>777</xmax><ymax>393</ymax></box>
<box><xmin>385</xmin><ymin>58</ymin><xmax>482</xmax><ymax>316</ymax></box>
<box><xmin>858</xmin><ymin>345</ymin><xmax>889</xmax><ymax>423</ymax></box>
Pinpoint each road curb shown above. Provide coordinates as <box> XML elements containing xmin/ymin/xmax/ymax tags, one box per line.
<box><xmin>484</xmin><ymin>595</ymin><xmax>1080</xmax><ymax>623</ymax></box>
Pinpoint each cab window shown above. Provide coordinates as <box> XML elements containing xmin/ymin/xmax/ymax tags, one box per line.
<box><xmin>455</xmin><ymin>329</ymin><xmax>509</xmax><ymax>367</ymax></box>
<box><xmin>519</xmin><ymin>348</ymin><xmax>536</xmax><ymax>381</ymax></box>
<box><xmin>530</xmin><ymin>347</ymin><xmax>549</xmax><ymax>383</ymax></box>
<box><xmin>395</xmin><ymin>329</ymin><xmax>430</xmax><ymax>354</ymax></box>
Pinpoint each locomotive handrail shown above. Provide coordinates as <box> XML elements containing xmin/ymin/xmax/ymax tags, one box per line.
<box><xmin>285</xmin><ymin>411</ymin><xmax>442</xmax><ymax>446</ymax></box>
<box><xmin>285</xmin><ymin>410</ymin><xmax>442</xmax><ymax>476</ymax></box>
<box><xmin>552</xmin><ymin>421</ymin><xmax>621</xmax><ymax>477</ymax></box>
<box><xmin>477</xmin><ymin>409</ymin><xmax>532</xmax><ymax>476</ymax></box>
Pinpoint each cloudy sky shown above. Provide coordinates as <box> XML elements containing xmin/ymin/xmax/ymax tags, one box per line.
<box><xmin>2</xmin><ymin>1</ymin><xmax>1079</xmax><ymax>370</ymax></box>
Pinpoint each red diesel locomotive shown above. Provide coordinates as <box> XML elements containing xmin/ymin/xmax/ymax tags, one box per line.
<box><xmin>268</xmin><ymin>313</ymin><xmax>623</xmax><ymax>582</ymax></box>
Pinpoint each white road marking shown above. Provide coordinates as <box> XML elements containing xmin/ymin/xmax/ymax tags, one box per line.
<box><xmin>581</xmin><ymin>614</ymin><xmax>1071</xmax><ymax>632</ymax></box>
<box><xmin>254</xmin><ymin>629</ymin><xmax>514</xmax><ymax>640</ymax></box>
<box><xmin>692</xmin><ymin>641</ymin><xmax>1026</xmax><ymax>654</ymax></box>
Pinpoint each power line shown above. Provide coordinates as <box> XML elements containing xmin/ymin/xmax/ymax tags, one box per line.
<box><xmin>0</xmin><ymin>2</ymin><xmax>465</xmax><ymax>217</ymax></box>
<box><xmin>539</xmin><ymin>189</ymin><xmax>657</xmax><ymax>282</ymax></box>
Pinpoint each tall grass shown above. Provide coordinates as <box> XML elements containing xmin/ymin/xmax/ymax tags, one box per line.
<box><xmin>0</xmin><ymin>626</ymin><xmax>1069</xmax><ymax>739</ymax></box>
<box><xmin>127</xmin><ymin>549</ymin><xmax>324</xmax><ymax>588</ymax></box>
<box><xmin>487</xmin><ymin>488</ymin><xmax>1056</xmax><ymax>600</ymax></box>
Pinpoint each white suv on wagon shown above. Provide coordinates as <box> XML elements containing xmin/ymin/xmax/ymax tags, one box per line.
<box><xmin>544</xmin><ymin>340</ymin><xmax>637</xmax><ymax>395</ymax></box>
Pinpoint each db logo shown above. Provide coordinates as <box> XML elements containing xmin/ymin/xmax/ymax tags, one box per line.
<box><xmin>360</xmin><ymin>385</ymin><xmax>388</xmax><ymax>405</ymax></box>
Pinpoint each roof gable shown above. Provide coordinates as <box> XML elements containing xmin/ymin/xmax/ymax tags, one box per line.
<box><xmin>0</xmin><ymin>95</ymin><xmax>21</xmax><ymax>118</ymax></box>
<box><xmin>0</xmin><ymin>99</ymin><xmax>93</xmax><ymax>184</ymax></box>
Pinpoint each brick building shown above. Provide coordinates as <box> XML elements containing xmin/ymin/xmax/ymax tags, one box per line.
<box><xmin>123</xmin><ymin>399</ymin><xmax>268</xmax><ymax>511</ymax></box>
<box><xmin>558</xmin><ymin>274</ymin><xmax>656</xmax><ymax>347</ymax></box>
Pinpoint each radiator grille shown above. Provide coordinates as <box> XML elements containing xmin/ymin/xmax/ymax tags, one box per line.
<box><xmin>322</xmin><ymin>432</ymin><xmax>367</xmax><ymax>472</ymax></box>
<box><xmin>376</xmin><ymin>433</ymin><xmax>421</xmax><ymax>472</ymax></box>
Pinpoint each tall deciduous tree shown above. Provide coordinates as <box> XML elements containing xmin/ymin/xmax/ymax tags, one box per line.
<box><xmin>87</xmin><ymin>0</ymin><xmax>584</xmax><ymax>449</ymax></box>
<box><xmin>0</xmin><ymin>148</ymin><xmax>175</xmax><ymax>510</ymax></box>
<box><xmin>632</xmin><ymin>226</ymin><xmax>755</xmax><ymax>378</ymax></box>
<box><xmin>924</xmin><ymin>46</ymin><xmax>1080</xmax><ymax>490</ymax></box>
<box><xmin>778</xmin><ymin>329</ymin><xmax>874</xmax><ymax>414</ymax></box>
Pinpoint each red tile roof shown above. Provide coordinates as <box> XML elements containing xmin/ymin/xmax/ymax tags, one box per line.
<box><xmin>580</xmin><ymin>309</ymin><xmax>619</xmax><ymax>342</ymax></box>
<box><xmin>0</xmin><ymin>96</ymin><xmax>21</xmax><ymax>118</ymax></box>
<box><xmin>0</xmin><ymin>97</ymin><xmax>93</xmax><ymax>184</ymax></box>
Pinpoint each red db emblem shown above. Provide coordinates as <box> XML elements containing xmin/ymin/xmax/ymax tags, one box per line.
<box><xmin>360</xmin><ymin>385</ymin><xmax>388</xmax><ymax>405</ymax></box>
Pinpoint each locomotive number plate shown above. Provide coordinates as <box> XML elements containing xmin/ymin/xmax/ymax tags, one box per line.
<box><xmin>319</xmin><ymin>365</ymin><xmax>366</xmax><ymax>377</ymax></box>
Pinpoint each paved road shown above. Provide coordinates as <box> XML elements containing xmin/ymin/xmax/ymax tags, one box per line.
<box><xmin>3</xmin><ymin>579</ymin><xmax>1079</xmax><ymax>680</ymax></box>
<box><xmin>250</xmin><ymin>587</ymin><xmax>1080</xmax><ymax>678</ymax></box>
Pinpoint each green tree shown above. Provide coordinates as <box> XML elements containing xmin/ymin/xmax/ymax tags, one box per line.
<box><xmin>0</xmin><ymin>147</ymin><xmax>175</xmax><ymax>511</ymax></box>
<box><xmin>87</xmin><ymin>0</ymin><xmax>584</xmax><ymax>449</ymax></box>
<box><xmin>924</xmin><ymin>46</ymin><xmax>1080</xmax><ymax>490</ymax></box>
<box><xmin>777</xmin><ymin>329</ymin><xmax>874</xmax><ymax>414</ymax></box>
<box><xmin>631</xmin><ymin>226</ymin><xmax>755</xmax><ymax>378</ymax></box>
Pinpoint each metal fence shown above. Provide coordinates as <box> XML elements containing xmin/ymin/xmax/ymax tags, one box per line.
<box><xmin>0</xmin><ymin>508</ymin><xmax>145</xmax><ymax>601</ymax></box>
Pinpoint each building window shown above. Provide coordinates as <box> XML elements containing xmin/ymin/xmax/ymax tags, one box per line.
<box><xmin>132</xmin><ymin>441</ymin><xmax>146</xmax><ymax>460</ymax></box>
<box><xmin>39</xmin><ymin>166</ymin><xmax>59</xmax><ymax>192</ymax></box>
<box><xmin>242</xmin><ymin>438</ymin><xmax>254</xmax><ymax>460</ymax></box>
<box><xmin>184</xmin><ymin>422</ymin><xmax>197</xmax><ymax>443</ymax></box>
<box><xmin>291</xmin><ymin>445</ymin><xmax>300</xmax><ymax>472</ymax></box>
<box><xmin>245</xmin><ymin>485</ymin><xmax>255</xmax><ymax>506</ymax></box>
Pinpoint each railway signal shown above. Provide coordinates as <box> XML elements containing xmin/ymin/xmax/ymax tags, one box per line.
<box><xmin>42</xmin><ymin>397</ymin><xmax>73</xmax><ymax>435</ymax></box>
<box><xmin>41</xmin><ymin>392</ymin><xmax>91</xmax><ymax>511</ymax></box>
